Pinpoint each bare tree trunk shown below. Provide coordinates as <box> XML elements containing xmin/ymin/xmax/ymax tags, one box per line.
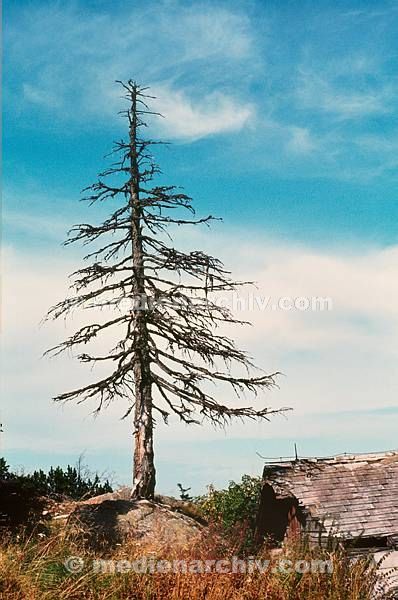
<box><xmin>132</xmin><ymin>354</ymin><xmax>155</xmax><ymax>498</ymax></box>
<box><xmin>129</xmin><ymin>88</ymin><xmax>156</xmax><ymax>499</ymax></box>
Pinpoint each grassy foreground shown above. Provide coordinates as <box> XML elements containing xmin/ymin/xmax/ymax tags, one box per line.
<box><xmin>0</xmin><ymin>524</ymin><xmax>391</xmax><ymax>600</ymax></box>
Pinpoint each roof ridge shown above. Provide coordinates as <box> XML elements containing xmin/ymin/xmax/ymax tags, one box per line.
<box><xmin>262</xmin><ymin>449</ymin><xmax>398</xmax><ymax>466</ymax></box>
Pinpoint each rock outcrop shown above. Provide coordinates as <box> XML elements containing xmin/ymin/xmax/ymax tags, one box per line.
<box><xmin>69</xmin><ymin>490</ymin><xmax>203</xmax><ymax>549</ymax></box>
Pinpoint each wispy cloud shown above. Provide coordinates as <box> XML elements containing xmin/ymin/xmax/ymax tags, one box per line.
<box><xmin>5</xmin><ymin>2</ymin><xmax>257</xmax><ymax>140</ymax></box>
<box><xmin>3</xmin><ymin>230</ymin><xmax>398</xmax><ymax>437</ymax></box>
<box><xmin>5</xmin><ymin>1</ymin><xmax>398</xmax><ymax>176</ymax></box>
<box><xmin>3</xmin><ymin>209</ymin><xmax>398</xmax><ymax>485</ymax></box>
<box><xmin>153</xmin><ymin>88</ymin><xmax>254</xmax><ymax>140</ymax></box>
<box><xmin>296</xmin><ymin>64</ymin><xmax>394</xmax><ymax>120</ymax></box>
<box><xmin>3</xmin><ymin>210</ymin><xmax>70</xmax><ymax>241</ymax></box>
<box><xmin>22</xmin><ymin>83</ymin><xmax>61</xmax><ymax>109</ymax></box>
<box><xmin>285</xmin><ymin>126</ymin><xmax>316</xmax><ymax>154</ymax></box>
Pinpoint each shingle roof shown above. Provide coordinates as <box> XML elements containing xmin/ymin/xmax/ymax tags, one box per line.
<box><xmin>262</xmin><ymin>450</ymin><xmax>398</xmax><ymax>540</ymax></box>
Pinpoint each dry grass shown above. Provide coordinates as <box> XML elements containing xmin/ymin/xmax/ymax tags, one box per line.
<box><xmin>0</xmin><ymin>524</ymin><xmax>392</xmax><ymax>600</ymax></box>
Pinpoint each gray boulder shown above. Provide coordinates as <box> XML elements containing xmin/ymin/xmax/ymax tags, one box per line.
<box><xmin>70</xmin><ymin>493</ymin><xmax>203</xmax><ymax>549</ymax></box>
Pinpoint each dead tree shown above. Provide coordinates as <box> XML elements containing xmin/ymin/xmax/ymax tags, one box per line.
<box><xmin>46</xmin><ymin>81</ymin><xmax>284</xmax><ymax>499</ymax></box>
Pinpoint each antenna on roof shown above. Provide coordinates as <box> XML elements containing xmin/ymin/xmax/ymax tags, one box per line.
<box><xmin>294</xmin><ymin>443</ymin><xmax>298</xmax><ymax>461</ymax></box>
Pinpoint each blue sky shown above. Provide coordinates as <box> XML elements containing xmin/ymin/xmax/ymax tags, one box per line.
<box><xmin>2</xmin><ymin>0</ymin><xmax>398</xmax><ymax>494</ymax></box>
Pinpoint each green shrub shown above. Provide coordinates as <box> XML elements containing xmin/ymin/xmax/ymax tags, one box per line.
<box><xmin>27</xmin><ymin>465</ymin><xmax>113</xmax><ymax>500</ymax></box>
<box><xmin>0</xmin><ymin>459</ymin><xmax>113</xmax><ymax>501</ymax></box>
<box><xmin>0</xmin><ymin>458</ymin><xmax>113</xmax><ymax>531</ymax></box>
<box><xmin>0</xmin><ymin>458</ymin><xmax>11</xmax><ymax>479</ymax></box>
<box><xmin>195</xmin><ymin>475</ymin><xmax>262</xmax><ymax>547</ymax></box>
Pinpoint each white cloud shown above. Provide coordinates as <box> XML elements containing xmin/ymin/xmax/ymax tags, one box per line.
<box><xmin>2</xmin><ymin>230</ymin><xmax>398</xmax><ymax>455</ymax></box>
<box><xmin>153</xmin><ymin>88</ymin><xmax>253</xmax><ymax>140</ymax></box>
<box><xmin>6</xmin><ymin>2</ymin><xmax>398</xmax><ymax>177</ymax></box>
<box><xmin>7</xmin><ymin>2</ymin><xmax>257</xmax><ymax>141</ymax></box>
<box><xmin>286</xmin><ymin>126</ymin><xmax>316</xmax><ymax>154</ymax></box>
<box><xmin>296</xmin><ymin>63</ymin><xmax>394</xmax><ymax>120</ymax></box>
<box><xmin>22</xmin><ymin>83</ymin><xmax>61</xmax><ymax>109</ymax></box>
<box><xmin>159</xmin><ymin>6</ymin><xmax>253</xmax><ymax>62</ymax></box>
<box><xmin>3</xmin><ymin>210</ymin><xmax>70</xmax><ymax>241</ymax></box>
